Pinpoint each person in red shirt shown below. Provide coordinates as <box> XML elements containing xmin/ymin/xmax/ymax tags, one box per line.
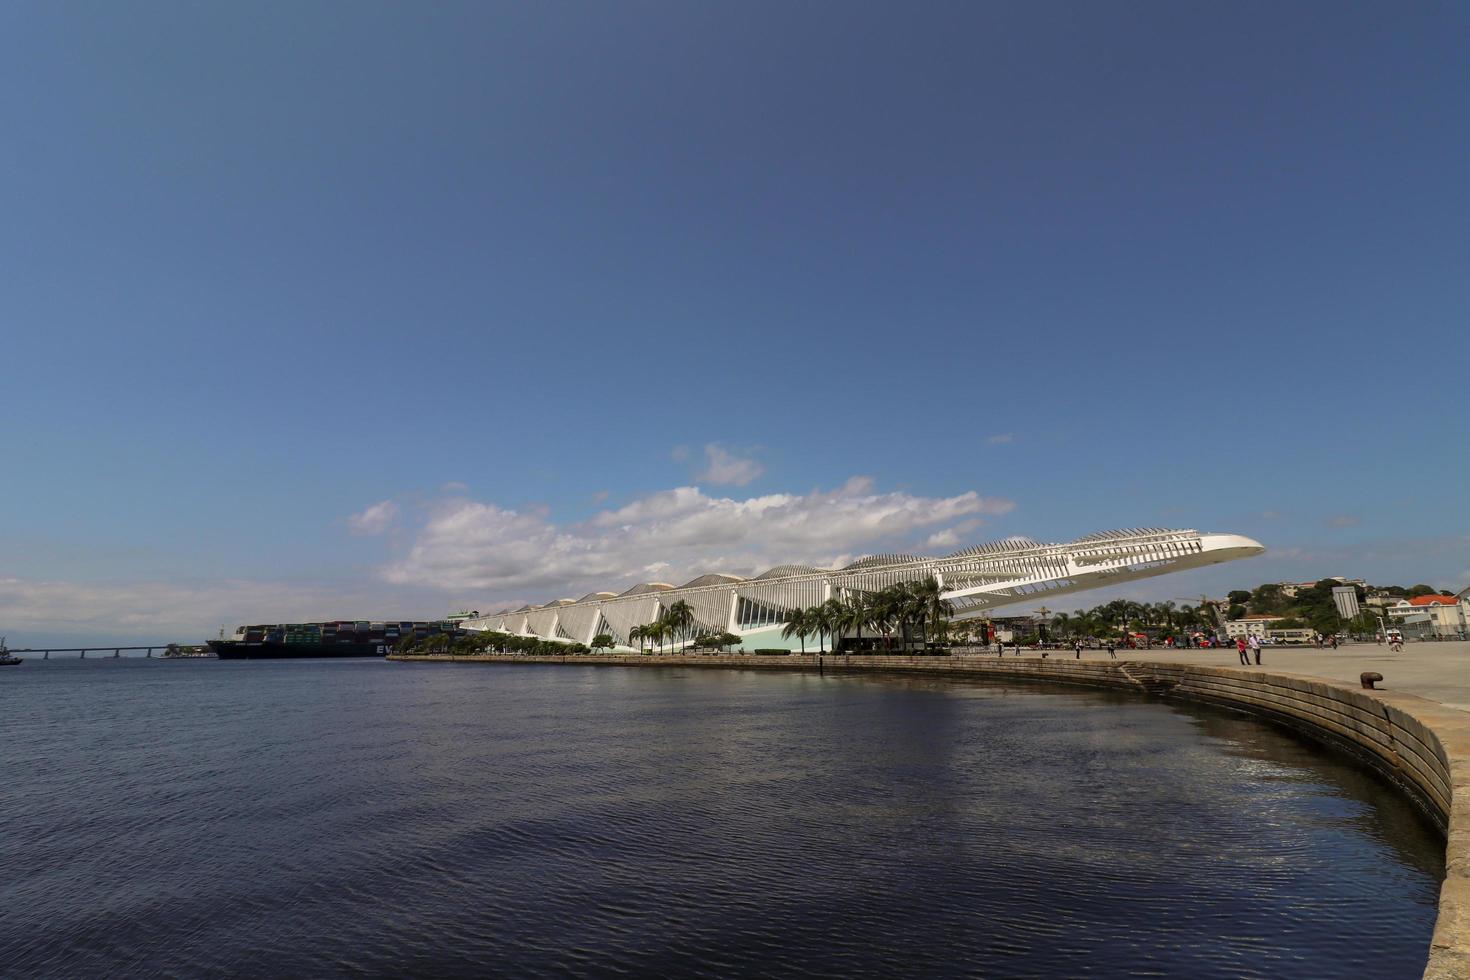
<box><xmin>1236</xmin><ymin>635</ymin><xmax>1250</xmax><ymax>666</ymax></box>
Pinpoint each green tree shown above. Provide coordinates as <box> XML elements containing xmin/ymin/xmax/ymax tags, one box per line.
<box><xmin>893</xmin><ymin>582</ymin><xmax>925</xmax><ymax>649</ymax></box>
<box><xmin>1052</xmin><ymin>611</ymin><xmax>1072</xmax><ymax>637</ymax></box>
<box><xmin>1250</xmin><ymin>584</ymin><xmax>1287</xmax><ymax>615</ymax></box>
<box><xmin>781</xmin><ymin>607</ymin><xmax>812</xmax><ymax>654</ymax></box>
<box><xmin>664</xmin><ymin>600</ymin><xmax>696</xmax><ymax>650</ymax></box>
<box><xmin>906</xmin><ymin>576</ymin><xmax>954</xmax><ymax>651</ymax></box>
<box><xmin>834</xmin><ymin>592</ymin><xmax>875</xmax><ymax>652</ymax></box>
<box><xmin>866</xmin><ymin>587</ymin><xmax>903</xmax><ymax>651</ymax></box>
<box><xmin>1227</xmin><ymin>590</ymin><xmax>1252</xmax><ymax>606</ymax></box>
<box><xmin>816</xmin><ymin>598</ymin><xmax>847</xmax><ymax>653</ymax></box>
<box><xmin>591</xmin><ymin>633</ymin><xmax>614</xmax><ymax>653</ymax></box>
<box><xmin>1308</xmin><ymin>607</ymin><xmax>1340</xmax><ymax>635</ymax></box>
<box><xmin>1408</xmin><ymin>584</ymin><xmax>1437</xmax><ymax>598</ymax></box>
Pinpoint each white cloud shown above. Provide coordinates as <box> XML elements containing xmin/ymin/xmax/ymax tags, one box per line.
<box><xmin>924</xmin><ymin>529</ymin><xmax>960</xmax><ymax>549</ymax></box>
<box><xmin>986</xmin><ymin>433</ymin><xmax>1014</xmax><ymax>445</ymax></box>
<box><xmin>442</xmin><ymin>481</ymin><xmax>469</xmax><ymax>493</ymax></box>
<box><xmin>348</xmin><ymin>500</ymin><xmax>399</xmax><ymax>536</ymax></box>
<box><xmin>383</xmin><ymin>477</ymin><xmax>1016</xmax><ymax>597</ymax></box>
<box><xmin>922</xmin><ymin>518</ymin><xmax>986</xmax><ymax>552</ymax></box>
<box><xmin>695</xmin><ymin>444</ymin><xmax>764</xmax><ymax>486</ymax></box>
<box><xmin>1326</xmin><ymin>514</ymin><xmax>1362</xmax><ymax>528</ymax></box>
<box><xmin>669</xmin><ymin>444</ymin><xmax>690</xmax><ymax>462</ymax></box>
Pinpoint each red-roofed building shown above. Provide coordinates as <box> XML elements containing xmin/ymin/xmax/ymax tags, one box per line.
<box><xmin>1387</xmin><ymin>596</ymin><xmax>1468</xmax><ymax>639</ymax></box>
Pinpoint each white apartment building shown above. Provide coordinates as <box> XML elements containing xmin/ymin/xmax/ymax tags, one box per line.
<box><xmin>1225</xmin><ymin>615</ymin><xmax>1284</xmax><ymax>639</ymax></box>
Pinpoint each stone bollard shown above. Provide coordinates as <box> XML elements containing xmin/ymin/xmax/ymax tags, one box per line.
<box><xmin>1360</xmin><ymin>671</ymin><xmax>1383</xmax><ymax>690</ymax></box>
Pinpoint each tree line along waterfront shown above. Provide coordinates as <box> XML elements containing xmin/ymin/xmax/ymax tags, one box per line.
<box><xmin>393</xmin><ymin>577</ymin><xmax>1465</xmax><ymax>658</ymax></box>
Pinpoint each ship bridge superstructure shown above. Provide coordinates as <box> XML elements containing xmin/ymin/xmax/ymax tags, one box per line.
<box><xmin>462</xmin><ymin>528</ymin><xmax>1263</xmax><ymax>650</ymax></box>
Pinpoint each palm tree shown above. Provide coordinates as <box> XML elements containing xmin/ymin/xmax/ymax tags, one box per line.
<box><xmin>816</xmin><ymin>598</ymin><xmax>846</xmax><ymax>653</ymax></box>
<box><xmin>867</xmin><ymin>586</ymin><xmax>903</xmax><ymax>652</ymax></box>
<box><xmin>665</xmin><ymin>600</ymin><xmax>696</xmax><ymax>652</ymax></box>
<box><xmin>887</xmin><ymin>587</ymin><xmax>910</xmax><ymax>648</ymax></box>
<box><xmin>908</xmin><ymin>576</ymin><xmax>953</xmax><ymax>651</ymax></box>
<box><xmin>629</xmin><ymin>624</ymin><xmax>646</xmax><ymax>652</ymax></box>
<box><xmin>805</xmin><ymin>604</ymin><xmax>826</xmax><ymax>654</ymax></box>
<box><xmin>780</xmin><ymin>607</ymin><xmax>811</xmax><ymax>654</ymax></box>
<box><xmin>839</xmin><ymin>592</ymin><xmax>875</xmax><ymax>652</ymax></box>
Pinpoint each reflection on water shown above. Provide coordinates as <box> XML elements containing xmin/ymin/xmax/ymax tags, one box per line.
<box><xmin>0</xmin><ymin>659</ymin><xmax>1444</xmax><ymax>978</ymax></box>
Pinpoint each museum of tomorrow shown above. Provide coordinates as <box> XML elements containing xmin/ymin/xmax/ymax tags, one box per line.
<box><xmin>463</xmin><ymin>527</ymin><xmax>1264</xmax><ymax>651</ymax></box>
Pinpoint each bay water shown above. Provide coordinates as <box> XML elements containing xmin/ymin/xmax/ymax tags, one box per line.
<box><xmin>0</xmin><ymin>659</ymin><xmax>1444</xmax><ymax>977</ymax></box>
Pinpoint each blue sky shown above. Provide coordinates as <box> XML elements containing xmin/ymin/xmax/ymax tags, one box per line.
<box><xmin>2</xmin><ymin>2</ymin><xmax>1466</xmax><ymax>644</ymax></box>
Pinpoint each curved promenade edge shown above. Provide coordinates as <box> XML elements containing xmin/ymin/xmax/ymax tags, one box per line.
<box><xmin>388</xmin><ymin>652</ymin><xmax>1470</xmax><ymax>978</ymax></box>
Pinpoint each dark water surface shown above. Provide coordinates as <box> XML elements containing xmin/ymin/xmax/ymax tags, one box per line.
<box><xmin>0</xmin><ymin>658</ymin><xmax>1445</xmax><ymax>978</ymax></box>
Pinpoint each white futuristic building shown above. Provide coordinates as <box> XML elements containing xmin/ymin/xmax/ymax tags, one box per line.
<box><xmin>463</xmin><ymin>527</ymin><xmax>1264</xmax><ymax>651</ymax></box>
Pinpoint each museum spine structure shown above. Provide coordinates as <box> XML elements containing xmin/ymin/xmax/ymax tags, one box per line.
<box><xmin>463</xmin><ymin>528</ymin><xmax>1264</xmax><ymax>651</ymax></box>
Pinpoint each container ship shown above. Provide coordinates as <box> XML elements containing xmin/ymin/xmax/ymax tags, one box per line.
<box><xmin>207</xmin><ymin>619</ymin><xmax>465</xmax><ymax>660</ymax></box>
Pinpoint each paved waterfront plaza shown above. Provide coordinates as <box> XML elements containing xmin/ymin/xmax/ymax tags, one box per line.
<box><xmin>1086</xmin><ymin>640</ymin><xmax>1470</xmax><ymax>713</ymax></box>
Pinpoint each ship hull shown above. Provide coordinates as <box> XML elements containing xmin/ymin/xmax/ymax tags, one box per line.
<box><xmin>207</xmin><ymin>640</ymin><xmax>395</xmax><ymax>660</ymax></box>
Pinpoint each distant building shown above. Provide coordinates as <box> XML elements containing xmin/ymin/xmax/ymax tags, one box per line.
<box><xmin>1331</xmin><ymin>586</ymin><xmax>1361</xmax><ymax>620</ymax></box>
<box><xmin>1225</xmin><ymin>615</ymin><xmax>1285</xmax><ymax>639</ymax></box>
<box><xmin>1385</xmin><ymin>596</ymin><xmax>1468</xmax><ymax>640</ymax></box>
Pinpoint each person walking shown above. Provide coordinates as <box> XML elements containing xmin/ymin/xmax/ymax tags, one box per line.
<box><xmin>1236</xmin><ymin>635</ymin><xmax>1250</xmax><ymax>665</ymax></box>
<box><xmin>1107</xmin><ymin>638</ymin><xmax>1116</xmax><ymax>659</ymax></box>
<box><xmin>1074</xmin><ymin>638</ymin><xmax>1084</xmax><ymax>660</ymax></box>
<box><xmin>1249</xmin><ymin>633</ymin><xmax>1263</xmax><ymax>665</ymax></box>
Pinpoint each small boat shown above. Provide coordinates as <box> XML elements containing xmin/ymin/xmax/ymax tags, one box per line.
<box><xmin>0</xmin><ymin>637</ymin><xmax>21</xmax><ymax>666</ymax></box>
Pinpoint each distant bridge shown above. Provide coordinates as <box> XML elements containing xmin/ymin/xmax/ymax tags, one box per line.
<box><xmin>5</xmin><ymin>645</ymin><xmax>186</xmax><ymax>659</ymax></box>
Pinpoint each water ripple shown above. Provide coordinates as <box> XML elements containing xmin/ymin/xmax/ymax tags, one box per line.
<box><xmin>0</xmin><ymin>659</ymin><xmax>1444</xmax><ymax>978</ymax></box>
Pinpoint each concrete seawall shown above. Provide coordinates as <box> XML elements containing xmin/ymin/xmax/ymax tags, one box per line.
<box><xmin>389</xmin><ymin>652</ymin><xmax>1470</xmax><ymax>977</ymax></box>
